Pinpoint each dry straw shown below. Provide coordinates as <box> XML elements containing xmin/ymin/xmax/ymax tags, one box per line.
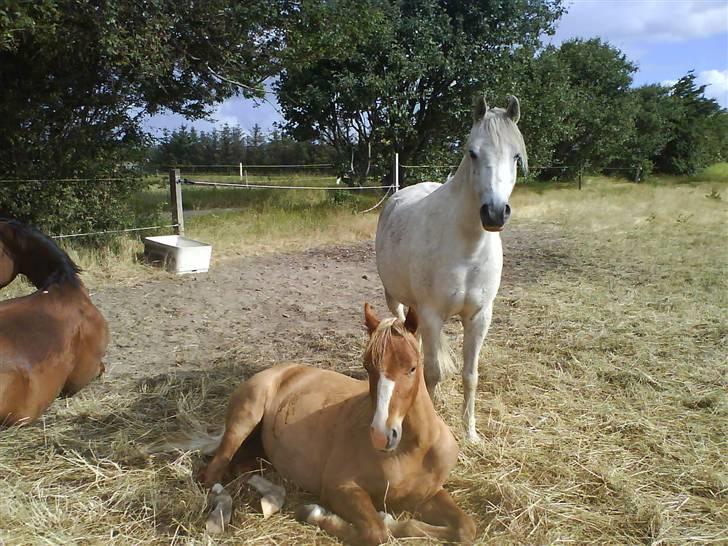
<box><xmin>1</xmin><ymin>176</ymin><xmax>726</xmax><ymax>544</ymax></box>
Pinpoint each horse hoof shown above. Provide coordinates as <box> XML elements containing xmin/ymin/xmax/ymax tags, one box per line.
<box><xmin>465</xmin><ymin>430</ymin><xmax>483</xmax><ymax>444</ymax></box>
<box><xmin>205</xmin><ymin>483</ymin><xmax>233</xmax><ymax>534</ymax></box>
<box><xmin>378</xmin><ymin>511</ymin><xmax>395</xmax><ymax>525</ymax></box>
<box><xmin>296</xmin><ymin>503</ymin><xmax>327</xmax><ymax>524</ymax></box>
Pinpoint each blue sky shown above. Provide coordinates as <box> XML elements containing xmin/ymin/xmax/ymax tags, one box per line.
<box><xmin>144</xmin><ymin>0</ymin><xmax>728</xmax><ymax>136</ymax></box>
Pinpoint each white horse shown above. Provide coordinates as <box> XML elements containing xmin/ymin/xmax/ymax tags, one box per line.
<box><xmin>375</xmin><ymin>95</ymin><xmax>527</xmax><ymax>442</ymax></box>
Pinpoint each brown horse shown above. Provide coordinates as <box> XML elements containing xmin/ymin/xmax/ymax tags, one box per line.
<box><xmin>199</xmin><ymin>303</ymin><xmax>475</xmax><ymax>545</ymax></box>
<box><xmin>0</xmin><ymin>219</ymin><xmax>109</xmax><ymax>426</ymax></box>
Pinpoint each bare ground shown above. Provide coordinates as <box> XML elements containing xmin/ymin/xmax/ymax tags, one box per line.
<box><xmin>97</xmin><ymin>225</ymin><xmax>565</xmax><ymax>384</ymax></box>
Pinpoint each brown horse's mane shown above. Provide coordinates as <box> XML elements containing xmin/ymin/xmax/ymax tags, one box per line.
<box><xmin>364</xmin><ymin>317</ymin><xmax>420</xmax><ymax>366</ymax></box>
<box><xmin>0</xmin><ymin>218</ymin><xmax>82</xmax><ymax>290</ymax></box>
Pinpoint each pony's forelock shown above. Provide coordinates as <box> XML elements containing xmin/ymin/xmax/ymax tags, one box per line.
<box><xmin>364</xmin><ymin>317</ymin><xmax>420</xmax><ymax>367</ymax></box>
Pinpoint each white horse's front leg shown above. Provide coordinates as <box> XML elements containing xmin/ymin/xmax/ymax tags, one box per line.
<box><xmin>384</xmin><ymin>289</ymin><xmax>406</xmax><ymax>322</ymax></box>
<box><xmin>418</xmin><ymin>309</ymin><xmax>445</xmax><ymax>399</ymax></box>
<box><xmin>461</xmin><ymin>305</ymin><xmax>492</xmax><ymax>442</ymax></box>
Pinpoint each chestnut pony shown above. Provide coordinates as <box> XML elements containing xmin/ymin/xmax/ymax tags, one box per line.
<box><xmin>0</xmin><ymin>219</ymin><xmax>109</xmax><ymax>426</ymax></box>
<box><xmin>198</xmin><ymin>303</ymin><xmax>475</xmax><ymax>545</ymax></box>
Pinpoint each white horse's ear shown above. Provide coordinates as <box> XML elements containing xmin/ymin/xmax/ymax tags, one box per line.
<box><xmin>364</xmin><ymin>303</ymin><xmax>380</xmax><ymax>334</ymax></box>
<box><xmin>505</xmin><ymin>95</ymin><xmax>520</xmax><ymax>124</ymax></box>
<box><xmin>472</xmin><ymin>94</ymin><xmax>488</xmax><ymax>122</ymax></box>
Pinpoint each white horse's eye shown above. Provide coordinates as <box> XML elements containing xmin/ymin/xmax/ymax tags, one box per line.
<box><xmin>469</xmin><ymin>150</ymin><xmax>478</xmax><ymax>160</ymax></box>
<box><xmin>514</xmin><ymin>154</ymin><xmax>522</xmax><ymax>166</ymax></box>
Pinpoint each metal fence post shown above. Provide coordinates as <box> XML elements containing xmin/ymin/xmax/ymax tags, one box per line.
<box><xmin>394</xmin><ymin>152</ymin><xmax>400</xmax><ymax>192</ymax></box>
<box><xmin>169</xmin><ymin>168</ymin><xmax>184</xmax><ymax>236</ymax></box>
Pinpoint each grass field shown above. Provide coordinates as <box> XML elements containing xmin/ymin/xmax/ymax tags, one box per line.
<box><xmin>1</xmin><ymin>167</ymin><xmax>726</xmax><ymax>544</ymax></box>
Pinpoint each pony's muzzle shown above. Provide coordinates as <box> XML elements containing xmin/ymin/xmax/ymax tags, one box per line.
<box><xmin>480</xmin><ymin>203</ymin><xmax>511</xmax><ymax>231</ymax></box>
<box><xmin>370</xmin><ymin>423</ymin><xmax>401</xmax><ymax>452</ymax></box>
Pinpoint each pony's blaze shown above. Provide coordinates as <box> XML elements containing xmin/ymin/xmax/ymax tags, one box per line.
<box><xmin>369</xmin><ymin>375</ymin><xmax>400</xmax><ymax>452</ymax></box>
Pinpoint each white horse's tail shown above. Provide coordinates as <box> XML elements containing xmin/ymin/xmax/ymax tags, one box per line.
<box><xmin>436</xmin><ymin>332</ymin><xmax>459</xmax><ymax>379</ymax></box>
<box><xmin>417</xmin><ymin>331</ymin><xmax>459</xmax><ymax>380</ymax></box>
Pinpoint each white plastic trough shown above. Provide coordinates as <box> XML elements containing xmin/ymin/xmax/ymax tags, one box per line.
<box><xmin>143</xmin><ymin>235</ymin><xmax>212</xmax><ymax>275</ymax></box>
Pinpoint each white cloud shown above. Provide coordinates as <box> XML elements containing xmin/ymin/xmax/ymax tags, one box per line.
<box><xmin>554</xmin><ymin>0</ymin><xmax>728</xmax><ymax>44</ymax></box>
<box><xmin>698</xmin><ymin>69</ymin><xmax>728</xmax><ymax>106</ymax></box>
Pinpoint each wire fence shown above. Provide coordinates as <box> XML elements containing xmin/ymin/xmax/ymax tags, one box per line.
<box><xmin>3</xmin><ymin>160</ymin><xmax>644</xmax><ymax>240</ymax></box>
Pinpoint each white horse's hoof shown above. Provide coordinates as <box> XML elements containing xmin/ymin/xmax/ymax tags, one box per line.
<box><xmin>465</xmin><ymin>430</ymin><xmax>483</xmax><ymax>444</ymax></box>
<box><xmin>296</xmin><ymin>503</ymin><xmax>328</xmax><ymax>524</ymax></box>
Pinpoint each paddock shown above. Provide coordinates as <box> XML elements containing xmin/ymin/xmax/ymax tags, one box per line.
<box><xmin>0</xmin><ymin>177</ymin><xmax>725</xmax><ymax>544</ymax></box>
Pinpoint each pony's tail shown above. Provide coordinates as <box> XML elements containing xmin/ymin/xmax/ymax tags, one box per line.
<box><xmin>148</xmin><ymin>427</ymin><xmax>224</xmax><ymax>456</ymax></box>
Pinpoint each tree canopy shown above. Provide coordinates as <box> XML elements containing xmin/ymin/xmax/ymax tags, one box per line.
<box><xmin>0</xmin><ymin>0</ymin><xmax>281</xmax><ymax>232</ymax></box>
<box><xmin>276</xmin><ymin>0</ymin><xmax>565</xmax><ymax>178</ymax></box>
<box><xmin>1</xmin><ymin>0</ymin><xmax>726</xmax><ymax>233</ymax></box>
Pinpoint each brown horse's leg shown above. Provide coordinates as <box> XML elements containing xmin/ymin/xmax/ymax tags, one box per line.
<box><xmin>200</xmin><ymin>379</ymin><xmax>268</xmax><ymax>486</ymax></box>
<box><xmin>412</xmin><ymin>488</ymin><xmax>477</xmax><ymax>544</ymax></box>
<box><xmin>297</xmin><ymin>484</ymin><xmax>388</xmax><ymax>546</ymax></box>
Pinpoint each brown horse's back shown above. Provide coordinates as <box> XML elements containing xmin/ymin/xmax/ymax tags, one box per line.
<box><xmin>0</xmin><ymin>287</ymin><xmax>107</xmax><ymax>425</ymax></box>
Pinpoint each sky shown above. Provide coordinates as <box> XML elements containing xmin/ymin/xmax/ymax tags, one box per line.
<box><xmin>144</xmin><ymin>0</ymin><xmax>728</xmax><ymax>136</ymax></box>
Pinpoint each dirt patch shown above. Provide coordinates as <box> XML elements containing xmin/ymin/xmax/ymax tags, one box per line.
<box><xmin>96</xmin><ymin>225</ymin><xmax>564</xmax><ymax>383</ymax></box>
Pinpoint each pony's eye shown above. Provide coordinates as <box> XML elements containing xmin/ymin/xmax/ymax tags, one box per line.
<box><xmin>469</xmin><ymin>150</ymin><xmax>478</xmax><ymax>160</ymax></box>
<box><xmin>409</xmin><ymin>366</ymin><xmax>416</xmax><ymax>375</ymax></box>
<box><xmin>514</xmin><ymin>154</ymin><xmax>521</xmax><ymax>164</ymax></box>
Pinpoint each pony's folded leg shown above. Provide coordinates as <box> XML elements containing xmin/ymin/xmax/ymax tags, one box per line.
<box><xmin>200</xmin><ymin>376</ymin><xmax>269</xmax><ymax>485</ymax></box>
<box><xmin>300</xmin><ymin>485</ymin><xmax>389</xmax><ymax>545</ymax></box>
<box><xmin>379</xmin><ymin>514</ymin><xmax>453</xmax><ymax>541</ymax></box>
<box><xmin>248</xmin><ymin>474</ymin><xmax>286</xmax><ymax>518</ymax></box>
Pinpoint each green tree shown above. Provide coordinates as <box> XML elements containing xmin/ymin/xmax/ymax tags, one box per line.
<box><xmin>0</xmin><ymin>0</ymin><xmax>280</xmax><ymax>233</ymax></box>
<box><xmin>609</xmin><ymin>84</ymin><xmax>675</xmax><ymax>178</ymax></box>
<box><xmin>277</xmin><ymin>0</ymin><xmax>564</xmax><ymax>184</ymax></box>
<box><xmin>655</xmin><ymin>72</ymin><xmax>727</xmax><ymax>175</ymax></box>
<box><xmin>547</xmin><ymin>39</ymin><xmax>637</xmax><ymax>175</ymax></box>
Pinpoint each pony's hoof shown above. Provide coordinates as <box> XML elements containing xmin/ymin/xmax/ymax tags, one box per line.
<box><xmin>296</xmin><ymin>503</ymin><xmax>328</xmax><ymax>524</ymax></box>
<box><xmin>378</xmin><ymin>511</ymin><xmax>396</xmax><ymax>526</ymax></box>
<box><xmin>205</xmin><ymin>483</ymin><xmax>233</xmax><ymax>534</ymax></box>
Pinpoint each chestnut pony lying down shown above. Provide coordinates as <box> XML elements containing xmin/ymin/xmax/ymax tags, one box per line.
<box><xmin>198</xmin><ymin>304</ymin><xmax>475</xmax><ymax>545</ymax></box>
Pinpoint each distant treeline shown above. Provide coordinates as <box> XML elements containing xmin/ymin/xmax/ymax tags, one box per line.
<box><xmin>149</xmin><ymin>124</ymin><xmax>337</xmax><ymax>167</ymax></box>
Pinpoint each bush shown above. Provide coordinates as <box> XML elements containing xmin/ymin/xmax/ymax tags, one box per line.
<box><xmin>0</xmin><ymin>179</ymin><xmax>157</xmax><ymax>238</ymax></box>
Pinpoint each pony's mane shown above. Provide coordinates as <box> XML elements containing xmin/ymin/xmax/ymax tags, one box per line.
<box><xmin>0</xmin><ymin>218</ymin><xmax>82</xmax><ymax>289</ymax></box>
<box><xmin>479</xmin><ymin>109</ymin><xmax>529</xmax><ymax>175</ymax></box>
<box><xmin>364</xmin><ymin>317</ymin><xmax>420</xmax><ymax>366</ymax></box>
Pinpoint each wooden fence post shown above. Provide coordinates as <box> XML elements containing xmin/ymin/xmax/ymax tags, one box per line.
<box><xmin>169</xmin><ymin>168</ymin><xmax>184</xmax><ymax>236</ymax></box>
<box><xmin>578</xmin><ymin>165</ymin><xmax>583</xmax><ymax>190</ymax></box>
<box><xmin>634</xmin><ymin>164</ymin><xmax>642</xmax><ymax>183</ymax></box>
<box><xmin>394</xmin><ymin>152</ymin><xmax>400</xmax><ymax>192</ymax></box>
<box><xmin>239</xmin><ymin>162</ymin><xmax>243</xmax><ymax>181</ymax></box>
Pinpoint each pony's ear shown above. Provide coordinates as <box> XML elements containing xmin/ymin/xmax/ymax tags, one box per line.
<box><xmin>505</xmin><ymin>95</ymin><xmax>520</xmax><ymax>124</ymax></box>
<box><xmin>404</xmin><ymin>306</ymin><xmax>418</xmax><ymax>334</ymax></box>
<box><xmin>472</xmin><ymin>94</ymin><xmax>488</xmax><ymax>122</ymax></box>
<box><xmin>364</xmin><ymin>302</ymin><xmax>380</xmax><ymax>334</ymax></box>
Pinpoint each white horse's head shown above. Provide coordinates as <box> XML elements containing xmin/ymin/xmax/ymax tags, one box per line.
<box><xmin>466</xmin><ymin>95</ymin><xmax>528</xmax><ymax>232</ymax></box>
